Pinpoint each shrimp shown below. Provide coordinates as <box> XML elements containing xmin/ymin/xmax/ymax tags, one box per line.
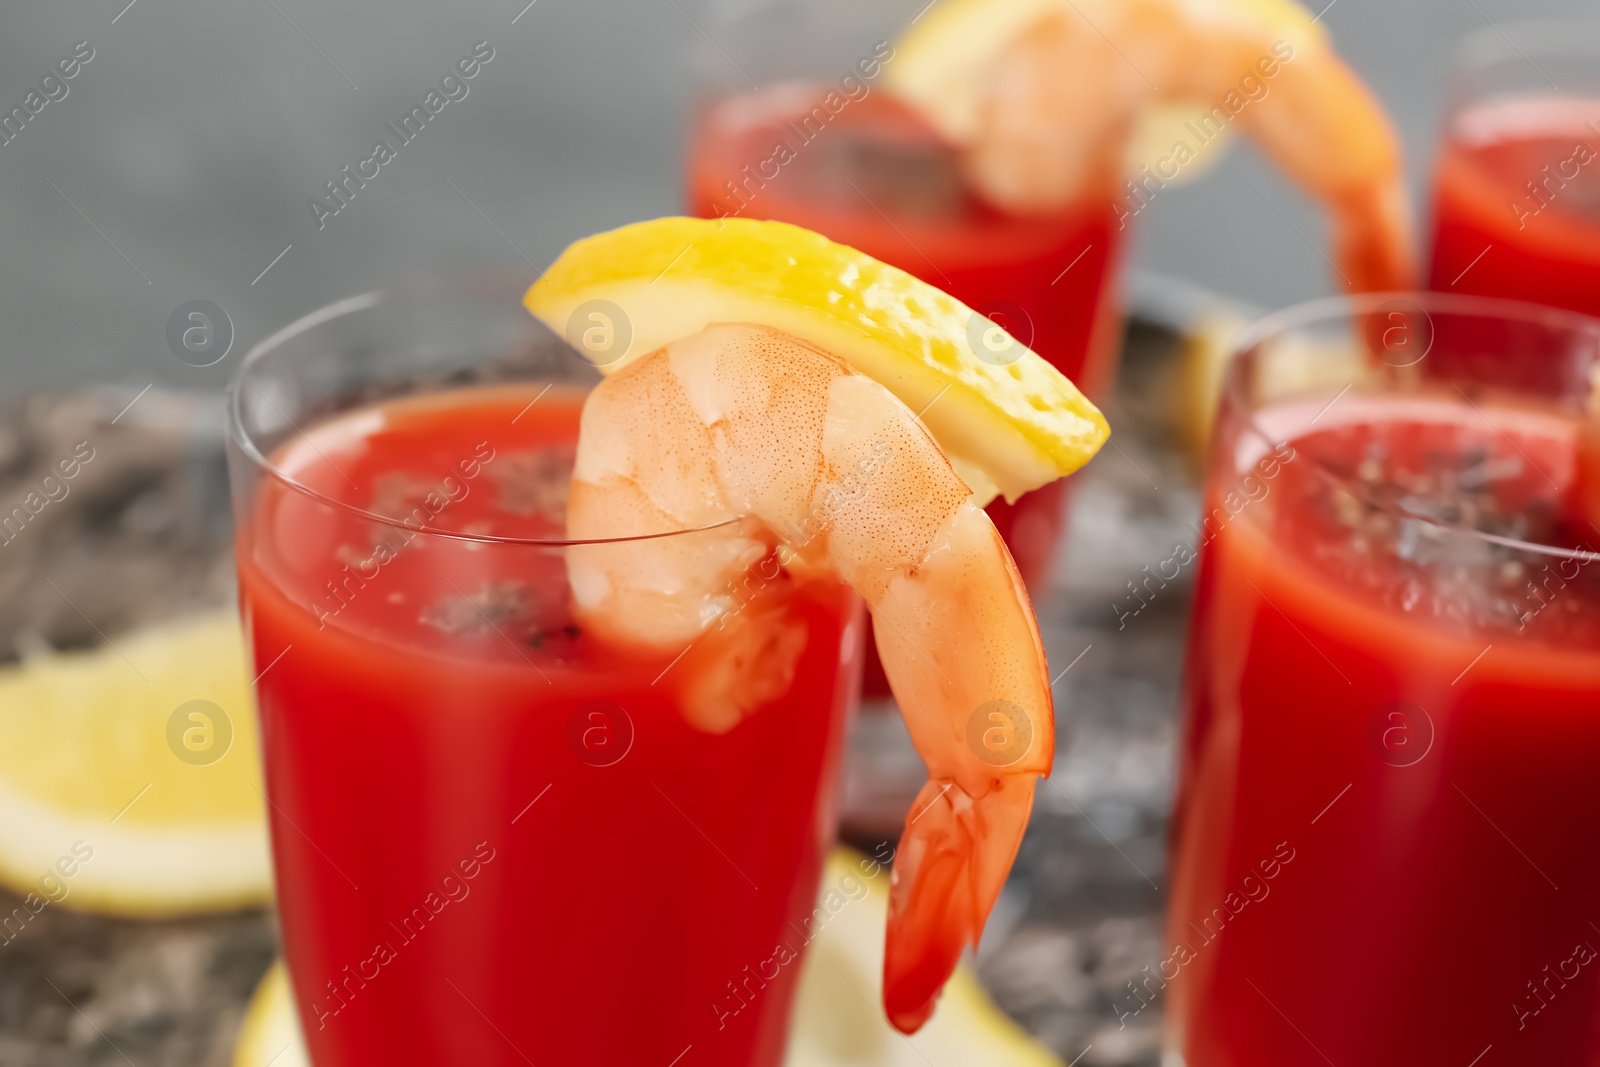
<box><xmin>897</xmin><ymin>0</ymin><xmax>1414</xmax><ymax>292</ymax></box>
<box><xmin>566</xmin><ymin>322</ymin><xmax>1054</xmax><ymax>1033</ymax></box>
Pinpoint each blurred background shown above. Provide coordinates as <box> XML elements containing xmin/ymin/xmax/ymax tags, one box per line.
<box><xmin>0</xmin><ymin>0</ymin><xmax>1588</xmax><ymax>395</ymax></box>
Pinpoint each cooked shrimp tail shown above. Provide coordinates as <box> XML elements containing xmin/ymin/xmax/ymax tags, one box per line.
<box><xmin>1331</xmin><ymin>180</ymin><xmax>1412</xmax><ymax>294</ymax></box>
<box><xmin>865</xmin><ymin>499</ymin><xmax>1053</xmax><ymax>1031</ymax></box>
<box><xmin>885</xmin><ymin>775</ymin><xmax>1039</xmax><ymax>1031</ymax></box>
<box><xmin>1223</xmin><ymin>19</ymin><xmax>1414</xmax><ymax>290</ymax></box>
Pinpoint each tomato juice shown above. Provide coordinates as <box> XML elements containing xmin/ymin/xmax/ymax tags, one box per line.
<box><xmin>1167</xmin><ymin>388</ymin><xmax>1600</xmax><ymax>1064</ymax></box>
<box><xmin>235</xmin><ymin>384</ymin><xmax>862</xmax><ymax>1067</ymax></box>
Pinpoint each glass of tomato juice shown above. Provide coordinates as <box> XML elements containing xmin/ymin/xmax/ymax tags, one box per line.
<box><xmin>226</xmin><ymin>276</ymin><xmax>864</xmax><ymax>1066</ymax></box>
<box><xmin>683</xmin><ymin>0</ymin><xmax>1126</xmax><ymax>600</ymax></box>
<box><xmin>1428</xmin><ymin>21</ymin><xmax>1600</xmax><ymax>317</ymax></box>
<box><xmin>1166</xmin><ymin>292</ymin><xmax>1600</xmax><ymax>1065</ymax></box>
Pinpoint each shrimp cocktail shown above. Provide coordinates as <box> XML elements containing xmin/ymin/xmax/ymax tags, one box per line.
<box><xmin>690</xmin><ymin>0</ymin><xmax>1413</xmax><ymax>596</ymax></box>
<box><xmin>227</xmin><ymin>219</ymin><xmax>1108</xmax><ymax>1064</ymax></box>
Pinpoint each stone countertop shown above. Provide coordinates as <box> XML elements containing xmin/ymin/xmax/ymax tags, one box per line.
<box><xmin>979</xmin><ymin>320</ymin><xmax>1198</xmax><ymax>1067</ymax></box>
<box><xmin>0</xmin><ymin>316</ymin><xmax>1202</xmax><ymax>1067</ymax></box>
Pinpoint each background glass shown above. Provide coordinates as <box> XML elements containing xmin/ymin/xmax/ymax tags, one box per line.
<box><xmin>1427</xmin><ymin>21</ymin><xmax>1600</xmax><ymax>316</ymax></box>
<box><xmin>685</xmin><ymin>0</ymin><xmax>1127</xmax><ymax>600</ymax></box>
<box><xmin>1168</xmin><ymin>292</ymin><xmax>1600</xmax><ymax>1065</ymax></box>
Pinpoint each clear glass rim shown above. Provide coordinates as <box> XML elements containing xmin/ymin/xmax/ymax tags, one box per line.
<box><xmin>1452</xmin><ymin>17</ymin><xmax>1600</xmax><ymax>77</ymax></box>
<box><xmin>226</xmin><ymin>280</ymin><xmax>738</xmax><ymax>548</ymax></box>
<box><xmin>1227</xmin><ymin>290</ymin><xmax>1600</xmax><ymax>563</ymax></box>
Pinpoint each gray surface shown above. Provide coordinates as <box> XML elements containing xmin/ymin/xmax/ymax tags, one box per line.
<box><xmin>0</xmin><ymin>0</ymin><xmax>1594</xmax><ymax>398</ymax></box>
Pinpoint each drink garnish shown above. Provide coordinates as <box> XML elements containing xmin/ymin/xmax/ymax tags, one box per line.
<box><xmin>524</xmin><ymin>216</ymin><xmax>1108</xmax><ymax>1031</ymax></box>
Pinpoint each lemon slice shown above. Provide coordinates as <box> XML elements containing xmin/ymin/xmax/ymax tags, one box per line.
<box><xmin>1123</xmin><ymin>104</ymin><xmax>1234</xmax><ymax>187</ymax></box>
<box><xmin>786</xmin><ymin>850</ymin><xmax>1059</xmax><ymax>1066</ymax></box>
<box><xmin>887</xmin><ymin>0</ymin><xmax>1324</xmax><ymax>187</ymax></box>
<box><xmin>0</xmin><ymin>610</ymin><xmax>271</xmax><ymax>915</ymax></box>
<box><xmin>235</xmin><ymin>960</ymin><xmax>302</xmax><ymax>1067</ymax></box>
<box><xmin>233</xmin><ymin>848</ymin><xmax>1060</xmax><ymax>1067</ymax></box>
<box><xmin>524</xmin><ymin>217</ymin><xmax>1107</xmax><ymax>505</ymax></box>
<box><xmin>885</xmin><ymin>0</ymin><xmax>1065</xmax><ymax>150</ymax></box>
<box><xmin>1174</xmin><ymin>310</ymin><xmax>1252</xmax><ymax>464</ymax></box>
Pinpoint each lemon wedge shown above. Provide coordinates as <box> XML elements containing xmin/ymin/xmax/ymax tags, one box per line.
<box><xmin>235</xmin><ymin>959</ymin><xmax>302</xmax><ymax>1067</ymax></box>
<box><xmin>787</xmin><ymin>850</ymin><xmax>1060</xmax><ymax>1066</ymax></box>
<box><xmin>0</xmin><ymin>609</ymin><xmax>271</xmax><ymax>915</ymax></box>
<box><xmin>233</xmin><ymin>848</ymin><xmax>1060</xmax><ymax>1067</ymax></box>
<box><xmin>524</xmin><ymin>217</ymin><xmax>1107</xmax><ymax>505</ymax></box>
<box><xmin>1173</xmin><ymin>310</ymin><xmax>1252</xmax><ymax>464</ymax></box>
